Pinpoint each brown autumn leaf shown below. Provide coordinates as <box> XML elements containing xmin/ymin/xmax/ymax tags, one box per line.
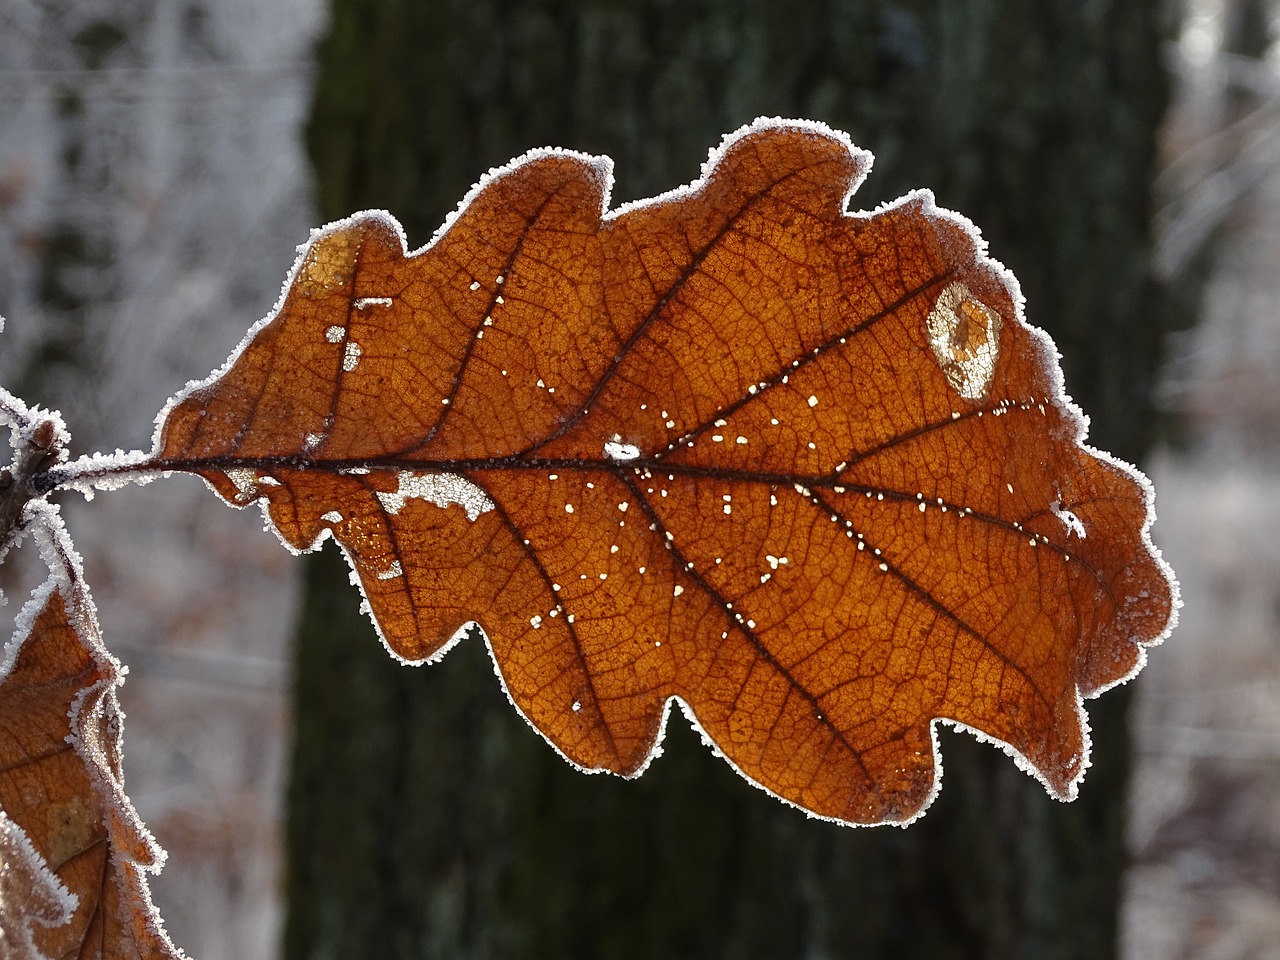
<box><xmin>150</xmin><ymin>119</ymin><xmax>1176</xmax><ymax>825</ymax></box>
<box><xmin>0</xmin><ymin>808</ymin><xmax>73</xmax><ymax>960</ymax></box>
<box><xmin>0</xmin><ymin>534</ymin><xmax>180</xmax><ymax>959</ymax></box>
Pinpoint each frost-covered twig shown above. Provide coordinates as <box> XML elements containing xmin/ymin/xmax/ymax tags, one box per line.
<box><xmin>0</xmin><ymin>393</ymin><xmax>69</xmax><ymax>565</ymax></box>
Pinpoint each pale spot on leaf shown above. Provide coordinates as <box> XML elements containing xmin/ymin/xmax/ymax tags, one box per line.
<box><xmin>604</xmin><ymin>440</ymin><xmax>641</xmax><ymax>461</ymax></box>
<box><xmin>375</xmin><ymin>471</ymin><xmax>495</xmax><ymax>520</ymax></box>
<box><xmin>225</xmin><ymin>468</ymin><xmax>258</xmax><ymax>502</ymax></box>
<box><xmin>1051</xmin><ymin>501</ymin><xmax>1087</xmax><ymax>539</ymax></box>
<box><xmin>926</xmin><ymin>281</ymin><xmax>1002</xmax><ymax>401</ymax></box>
<box><xmin>377</xmin><ymin>561</ymin><xmax>404</xmax><ymax>580</ymax></box>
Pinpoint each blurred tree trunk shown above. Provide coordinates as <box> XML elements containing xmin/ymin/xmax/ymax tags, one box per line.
<box><xmin>285</xmin><ymin>2</ymin><xmax>1168</xmax><ymax>957</ymax></box>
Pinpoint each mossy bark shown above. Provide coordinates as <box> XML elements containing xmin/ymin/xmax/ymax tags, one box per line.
<box><xmin>285</xmin><ymin>2</ymin><xmax>1168</xmax><ymax>957</ymax></box>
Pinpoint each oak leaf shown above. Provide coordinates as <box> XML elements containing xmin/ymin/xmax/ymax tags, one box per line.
<box><xmin>151</xmin><ymin>119</ymin><xmax>1176</xmax><ymax>825</ymax></box>
<box><xmin>0</xmin><ymin>534</ymin><xmax>180</xmax><ymax>958</ymax></box>
<box><xmin>0</xmin><ymin>808</ymin><xmax>73</xmax><ymax>960</ymax></box>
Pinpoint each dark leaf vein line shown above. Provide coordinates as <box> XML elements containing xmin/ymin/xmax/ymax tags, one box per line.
<box><xmin>480</xmin><ymin>488</ymin><xmax>620</xmax><ymax>764</ymax></box>
<box><xmin>839</xmin><ymin>398</ymin><xmax>1055</xmax><ymax>470</ymax></box>
<box><xmin>807</xmin><ymin>488</ymin><xmax>1055</xmax><ymax>716</ymax></box>
<box><xmin>48</xmin><ymin>832</ymin><xmax>107</xmax><ymax>875</ymax></box>
<box><xmin>518</xmin><ymin>168</ymin><xmax>814</xmax><ymax>458</ymax></box>
<box><xmin>0</xmin><ymin>740</ymin><xmax>76</xmax><ymax>774</ymax></box>
<box><xmin>619</xmin><ymin>472</ymin><xmax>882</xmax><ymax>797</ymax></box>
<box><xmin>358</xmin><ymin>475</ymin><xmax>422</xmax><ymax>638</ymax></box>
<box><xmin>654</xmin><ymin>271</ymin><xmax>955</xmax><ymax>460</ymax></box>
<box><xmin>410</xmin><ymin>189</ymin><xmax>560</xmax><ymax>454</ymax></box>
<box><xmin>143</xmin><ymin>452</ymin><xmax>1112</xmax><ymax>599</ymax></box>
<box><xmin>308</xmin><ymin>237</ymin><xmax>372</xmax><ymax>457</ymax></box>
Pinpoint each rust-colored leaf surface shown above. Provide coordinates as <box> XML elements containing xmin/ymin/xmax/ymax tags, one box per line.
<box><xmin>0</xmin><ymin>807</ymin><xmax>73</xmax><ymax>960</ymax></box>
<box><xmin>154</xmin><ymin>119</ymin><xmax>1176</xmax><ymax>825</ymax></box>
<box><xmin>0</xmin><ymin>576</ymin><xmax>180</xmax><ymax>957</ymax></box>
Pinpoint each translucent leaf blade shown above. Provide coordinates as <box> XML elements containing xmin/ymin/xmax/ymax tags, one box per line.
<box><xmin>153</xmin><ymin>119</ymin><xmax>1177</xmax><ymax>825</ymax></box>
<box><xmin>0</xmin><ymin>577</ymin><xmax>180</xmax><ymax>958</ymax></box>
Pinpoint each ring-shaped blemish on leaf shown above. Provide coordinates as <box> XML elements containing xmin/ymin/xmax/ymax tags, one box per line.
<box><xmin>926</xmin><ymin>280</ymin><xmax>1003</xmax><ymax>401</ymax></box>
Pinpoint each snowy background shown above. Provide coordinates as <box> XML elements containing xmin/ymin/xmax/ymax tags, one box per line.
<box><xmin>0</xmin><ymin>3</ymin><xmax>321</xmax><ymax>957</ymax></box>
<box><xmin>1126</xmin><ymin>4</ymin><xmax>1280</xmax><ymax>957</ymax></box>
<box><xmin>1</xmin><ymin>1</ymin><xmax>1278</xmax><ymax>958</ymax></box>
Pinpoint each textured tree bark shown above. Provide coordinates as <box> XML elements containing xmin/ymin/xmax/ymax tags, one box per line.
<box><xmin>285</xmin><ymin>2</ymin><xmax>1167</xmax><ymax>957</ymax></box>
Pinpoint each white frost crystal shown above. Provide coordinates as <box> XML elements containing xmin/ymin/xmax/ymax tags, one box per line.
<box><xmin>375</xmin><ymin>471</ymin><xmax>494</xmax><ymax>521</ymax></box>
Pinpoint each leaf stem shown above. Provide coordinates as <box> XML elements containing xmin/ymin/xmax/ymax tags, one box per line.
<box><xmin>1</xmin><ymin>412</ymin><xmax>64</xmax><ymax>561</ymax></box>
<box><xmin>32</xmin><ymin>450</ymin><xmax>167</xmax><ymax>497</ymax></box>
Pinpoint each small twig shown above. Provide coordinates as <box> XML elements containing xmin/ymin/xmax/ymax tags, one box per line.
<box><xmin>0</xmin><ymin>418</ymin><xmax>64</xmax><ymax>559</ymax></box>
<box><xmin>30</xmin><ymin>449</ymin><xmax>165</xmax><ymax>498</ymax></box>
